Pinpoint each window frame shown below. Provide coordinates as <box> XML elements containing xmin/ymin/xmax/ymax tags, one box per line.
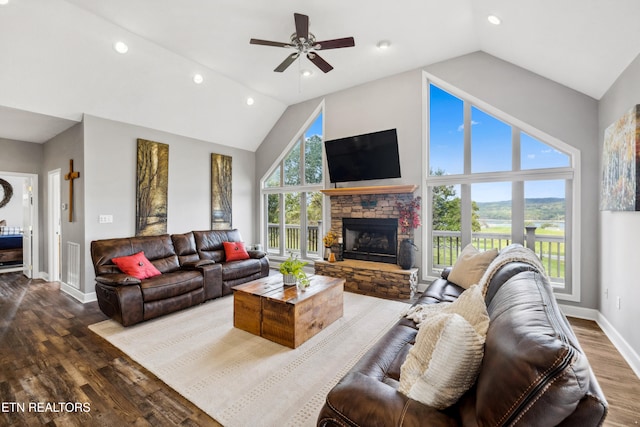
<box><xmin>259</xmin><ymin>102</ymin><xmax>325</xmax><ymax>261</ymax></box>
<box><xmin>422</xmin><ymin>73</ymin><xmax>581</xmax><ymax>302</ymax></box>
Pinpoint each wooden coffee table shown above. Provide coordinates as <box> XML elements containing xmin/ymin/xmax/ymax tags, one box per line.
<box><xmin>231</xmin><ymin>274</ymin><xmax>345</xmax><ymax>348</ymax></box>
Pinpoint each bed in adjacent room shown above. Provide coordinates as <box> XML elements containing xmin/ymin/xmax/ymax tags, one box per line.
<box><xmin>0</xmin><ymin>226</ymin><xmax>23</xmax><ymax>267</ymax></box>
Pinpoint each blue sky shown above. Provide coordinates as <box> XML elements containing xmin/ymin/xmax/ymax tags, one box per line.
<box><xmin>429</xmin><ymin>84</ymin><xmax>569</xmax><ymax>203</ymax></box>
<box><xmin>306</xmin><ymin>113</ymin><xmax>323</xmax><ymax>139</ymax></box>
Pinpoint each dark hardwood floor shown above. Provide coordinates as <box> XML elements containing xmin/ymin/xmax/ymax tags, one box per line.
<box><xmin>0</xmin><ymin>271</ymin><xmax>638</xmax><ymax>426</ymax></box>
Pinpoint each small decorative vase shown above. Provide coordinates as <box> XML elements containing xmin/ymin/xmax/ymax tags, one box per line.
<box><xmin>283</xmin><ymin>273</ymin><xmax>297</xmax><ymax>286</ymax></box>
<box><xmin>324</xmin><ymin>247</ymin><xmax>331</xmax><ymax>261</ymax></box>
<box><xmin>298</xmin><ymin>281</ymin><xmax>310</xmax><ymax>292</ymax></box>
<box><xmin>398</xmin><ymin>238</ymin><xmax>417</xmax><ymax>270</ymax></box>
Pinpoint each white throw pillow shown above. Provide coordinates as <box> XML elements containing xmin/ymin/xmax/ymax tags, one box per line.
<box><xmin>447</xmin><ymin>244</ymin><xmax>498</xmax><ymax>289</ymax></box>
<box><xmin>398</xmin><ymin>284</ymin><xmax>489</xmax><ymax>409</ymax></box>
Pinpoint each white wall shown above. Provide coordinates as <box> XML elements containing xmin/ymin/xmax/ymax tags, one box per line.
<box><xmin>598</xmin><ymin>52</ymin><xmax>640</xmax><ymax>361</ymax></box>
<box><xmin>82</xmin><ymin>114</ymin><xmax>257</xmax><ymax>297</ymax></box>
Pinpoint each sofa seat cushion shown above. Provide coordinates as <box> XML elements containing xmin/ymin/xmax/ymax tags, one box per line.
<box><xmin>221</xmin><ymin>258</ymin><xmax>263</xmax><ymax>281</ymax></box>
<box><xmin>140</xmin><ymin>270</ymin><xmax>203</xmax><ymax>302</ymax></box>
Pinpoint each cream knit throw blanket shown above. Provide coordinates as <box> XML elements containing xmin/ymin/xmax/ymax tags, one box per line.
<box><xmin>476</xmin><ymin>245</ymin><xmax>547</xmax><ymax>297</ymax></box>
<box><xmin>406</xmin><ymin>246</ymin><xmax>546</xmax><ymax>326</ymax></box>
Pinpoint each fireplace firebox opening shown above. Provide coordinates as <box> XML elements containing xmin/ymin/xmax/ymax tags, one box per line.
<box><xmin>342</xmin><ymin>218</ymin><xmax>398</xmax><ymax>264</ymax></box>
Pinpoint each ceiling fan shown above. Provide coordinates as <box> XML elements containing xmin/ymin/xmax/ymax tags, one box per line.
<box><xmin>250</xmin><ymin>13</ymin><xmax>355</xmax><ymax>73</ymax></box>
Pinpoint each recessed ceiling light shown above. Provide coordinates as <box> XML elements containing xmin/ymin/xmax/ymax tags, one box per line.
<box><xmin>246</xmin><ymin>97</ymin><xmax>255</xmax><ymax>106</ymax></box>
<box><xmin>0</xmin><ymin>0</ymin><xmax>9</xmax><ymax>5</ymax></box>
<box><xmin>193</xmin><ymin>74</ymin><xmax>204</xmax><ymax>84</ymax></box>
<box><xmin>376</xmin><ymin>40</ymin><xmax>391</xmax><ymax>50</ymax></box>
<box><xmin>487</xmin><ymin>15</ymin><xmax>501</xmax><ymax>25</ymax></box>
<box><xmin>113</xmin><ymin>41</ymin><xmax>129</xmax><ymax>54</ymax></box>
<box><xmin>301</xmin><ymin>69</ymin><xmax>313</xmax><ymax>78</ymax></box>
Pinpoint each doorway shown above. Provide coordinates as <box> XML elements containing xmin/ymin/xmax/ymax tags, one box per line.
<box><xmin>0</xmin><ymin>172</ymin><xmax>38</xmax><ymax>277</ymax></box>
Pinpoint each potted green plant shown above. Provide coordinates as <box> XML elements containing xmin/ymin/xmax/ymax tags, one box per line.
<box><xmin>279</xmin><ymin>253</ymin><xmax>311</xmax><ymax>290</ymax></box>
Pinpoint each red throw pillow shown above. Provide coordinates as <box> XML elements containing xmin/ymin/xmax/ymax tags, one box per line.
<box><xmin>112</xmin><ymin>251</ymin><xmax>161</xmax><ymax>280</ymax></box>
<box><xmin>223</xmin><ymin>241</ymin><xmax>250</xmax><ymax>261</ymax></box>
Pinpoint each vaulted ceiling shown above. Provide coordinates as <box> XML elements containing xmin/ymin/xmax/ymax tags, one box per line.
<box><xmin>1</xmin><ymin>0</ymin><xmax>639</xmax><ymax>150</ymax></box>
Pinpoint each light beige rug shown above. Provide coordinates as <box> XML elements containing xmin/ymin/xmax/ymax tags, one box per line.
<box><xmin>89</xmin><ymin>291</ymin><xmax>408</xmax><ymax>427</ymax></box>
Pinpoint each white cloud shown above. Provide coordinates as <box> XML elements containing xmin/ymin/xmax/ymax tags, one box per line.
<box><xmin>457</xmin><ymin>120</ymin><xmax>480</xmax><ymax>132</ymax></box>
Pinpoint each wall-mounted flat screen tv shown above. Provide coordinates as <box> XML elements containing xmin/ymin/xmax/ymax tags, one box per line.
<box><xmin>324</xmin><ymin>128</ymin><xmax>401</xmax><ymax>184</ymax></box>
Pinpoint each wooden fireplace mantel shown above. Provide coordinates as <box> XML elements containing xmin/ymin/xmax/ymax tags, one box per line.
<box><xmin>320</xmin><ymin>184</ymin><xmax>418</xmax><ymax>196</ymax></box>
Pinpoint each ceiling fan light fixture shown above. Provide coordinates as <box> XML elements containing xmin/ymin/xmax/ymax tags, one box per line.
<box><xmin>193</xmin><ymin>74</ymin><xmax>204</xmax><ymax>84</ymax></box>
<box><xmin>377</xmin><ymin>40</ymin><xmax>391</xmax><ymax>50</ymax></box>
<box><xmin>246</xmin><ymin>97</ymin><xmax>255</xmax><ymax>106</ymax></box>
<box><xmin>113</xmin><ymin>41</ymin><xmax>129</xmax><ymax>54</ymax></box>
<box><xmin>301</xmin><ymin>69</ymin><xmax>313</xmax><ymax>77</ymax></box>
<box><xmin>487</xmin><ymin>15</ymin><xmax>501</xmax><ymax>25</ymax></box>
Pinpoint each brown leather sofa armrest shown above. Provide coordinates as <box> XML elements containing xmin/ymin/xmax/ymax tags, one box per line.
<box><xmin>248</xmin><ymin>250</ymin><xmax>267</xmax><ymax>259</ymax></box>
<box><xmin>319</xmin><ymin>372</ymin><xmax>457</xmax><ymax>427</ymax></box>
<box><xmin>182</xmin><ymin>259</ymin><xmax>216</xmax><ymax>269</ymax></box>
<box><xmin>95</xmin><ymin>274</ymin><xmax>141</xmax><ymax>286</ymax></box>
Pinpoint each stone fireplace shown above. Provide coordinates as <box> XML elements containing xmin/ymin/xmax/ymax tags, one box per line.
<box><xmin>342</xmin><ymin>218</ymin><xmax>398</xmax><ymax>264</ymax></box>
<box><xmin>315</xmin><ymin>185</ymin><xmax>419</xmax><ymax>299</ymax></box>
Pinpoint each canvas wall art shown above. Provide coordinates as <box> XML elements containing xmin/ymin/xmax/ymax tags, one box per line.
<box><xmin>601</xmin><ymin>104</ymin><xmax>640</xmax><ymax>211</ymax></box>
<box><xmin>211</xmin><ymin>153</ymin><xmax>232</xmax><ymax>230</ymax></box>
<box><xmin>136</xmin><ymin>139</ymin><xmax>169</xmax><ymax>235</ymax></box>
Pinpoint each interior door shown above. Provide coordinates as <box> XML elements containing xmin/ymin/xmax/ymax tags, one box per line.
<box><xmin>22</xmin><ymin>178</ymin><xmax>33</xmax><ymax>278</ymax></box>
<box><xmin>48</xmin><ymin>170</ymin><xmax>61</xmax><ymax>281</ymax></box>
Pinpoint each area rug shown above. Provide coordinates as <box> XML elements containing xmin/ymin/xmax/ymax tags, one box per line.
<box><xmin>88</xmin><ymin>291</ymin><xmax>408</xmax><ymax>427</ymax></box>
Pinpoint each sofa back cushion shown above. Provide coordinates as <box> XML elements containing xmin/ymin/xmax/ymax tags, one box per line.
<box><xmin>171</xmin><ymin>232</ymin><xmax>200</xmax><ymax>265</ymax></box>
<box><xmin>91</xmin><ymin>234</ymin><xmax>180</xmax><ymax>276</ymax></box>
<box><xmin>474</xmin><ymin>270</ymin><xmax>594</xmax><ymax>425</ymax></box>
<box><xmin>193</xmin><ymin>229</ymin><xmax>243</xmax><ymax>262</ymax></box>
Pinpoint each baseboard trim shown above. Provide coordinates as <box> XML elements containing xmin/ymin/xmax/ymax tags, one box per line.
<box><xmin>60</xmin><ymin>282</ymin><xmax>97</xmax><ymax>303</ymax></box>
<box><xmin>560</xmin><ymin>303</ymin><xmax>640</xmax><ymax>379</ymax></box>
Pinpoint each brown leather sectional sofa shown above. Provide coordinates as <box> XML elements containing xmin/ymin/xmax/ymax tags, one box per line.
<box><xmin>318</xmin><ymin>244</ymin><xmax>608</xmax><ymax>426</ymax></box>
<box><xmin>91</xmin><ymin>229</ymin><xmax>269</xmax><ymax>326</ymax></box>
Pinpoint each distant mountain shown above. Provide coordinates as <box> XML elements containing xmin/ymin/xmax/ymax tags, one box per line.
<box><xmin>476</xmin><ymin>198</ymin><xmax>565</xmax><ymax>221</ymax></box>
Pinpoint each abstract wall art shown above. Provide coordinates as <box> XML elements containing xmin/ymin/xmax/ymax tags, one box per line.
<box><xmin>211</xmin><ymin>153</ymin><xmax>232</xmax><ymax>230</ymax></box>
<box><xmin>136</xmin><ymin>138</ymin><xmax>169</xmax><ymax>235</ymax></box>
<box><xmin>601</xmin><ymin>104</ymin><xmax>640</xmax><ymax>211</ymax></box>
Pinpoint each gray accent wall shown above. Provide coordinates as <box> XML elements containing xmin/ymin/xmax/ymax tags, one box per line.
<box><xmin>43</xmin><ymin>123</ymin><xmax>85</xmax><ymax>287</ymax></box>
<box><xmin>598</xmin><ymin>52</ymin><xmax>640</xmax><ymax>359</ymax></box>
<box><xmin>82</xmin><ymin>114</ymin><xmax>257</xmax><ymax>296</ymax></box>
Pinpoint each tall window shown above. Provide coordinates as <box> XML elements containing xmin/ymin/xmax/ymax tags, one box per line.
<box><xmin>427</xmin><ymin>81</ymin><xmax>577</xmax><ymax>296</ymax></box>
<box><xmin>262</xmin><ymin>111</ymin><xmax>324</xmax><ymax>260</ymax></box>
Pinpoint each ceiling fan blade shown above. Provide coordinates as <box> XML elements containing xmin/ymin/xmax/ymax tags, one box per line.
<box><xmin>307</xmin><ymin>52</ymin><xmax>333</xmax><ymax>73</ymax></box>
<box><xmin>250</xmin><ymin>38</ymin><xmax>292</xmax><ymax>48</ymax></box>
<box><xmin>314</xmin><ymin>37</ymin><xmax>355</xmax><ymax>50</ymax></box>
<box><xmin>294</xmin><ymin>13</ymin><xmax>309</xmax><ymax>41</ymax></box>
<box><xmin>275</xmin><ymin>52</ymin><xmax>299</xmax><ymax>72</ymax></box>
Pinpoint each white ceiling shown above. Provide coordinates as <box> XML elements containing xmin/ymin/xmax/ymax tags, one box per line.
<box><xmin>1</xmin><ymin>0</ymin><xmax>639</xmax><ymax>150</ymax></box>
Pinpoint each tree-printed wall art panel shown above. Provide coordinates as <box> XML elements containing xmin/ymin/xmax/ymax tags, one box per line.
<box><xmin>136</xmin><ymin>139</ymin><xmax>169</xmax><ymax>235</ymax></box>
<box><xmin>211</xmin><ymin>153</ymin><xmax>232</xmax><ymax>230</ymax></box>
<box><xmin>601</xmin><ymin>105</ymin><xmax>640</xmax><ymax>211</ymax></box>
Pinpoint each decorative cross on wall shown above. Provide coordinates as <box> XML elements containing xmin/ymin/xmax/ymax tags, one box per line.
<box><xmin>64</xmin><ymin>159</ymin><xmax>80</xmax><ymax>222</ymax></box>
